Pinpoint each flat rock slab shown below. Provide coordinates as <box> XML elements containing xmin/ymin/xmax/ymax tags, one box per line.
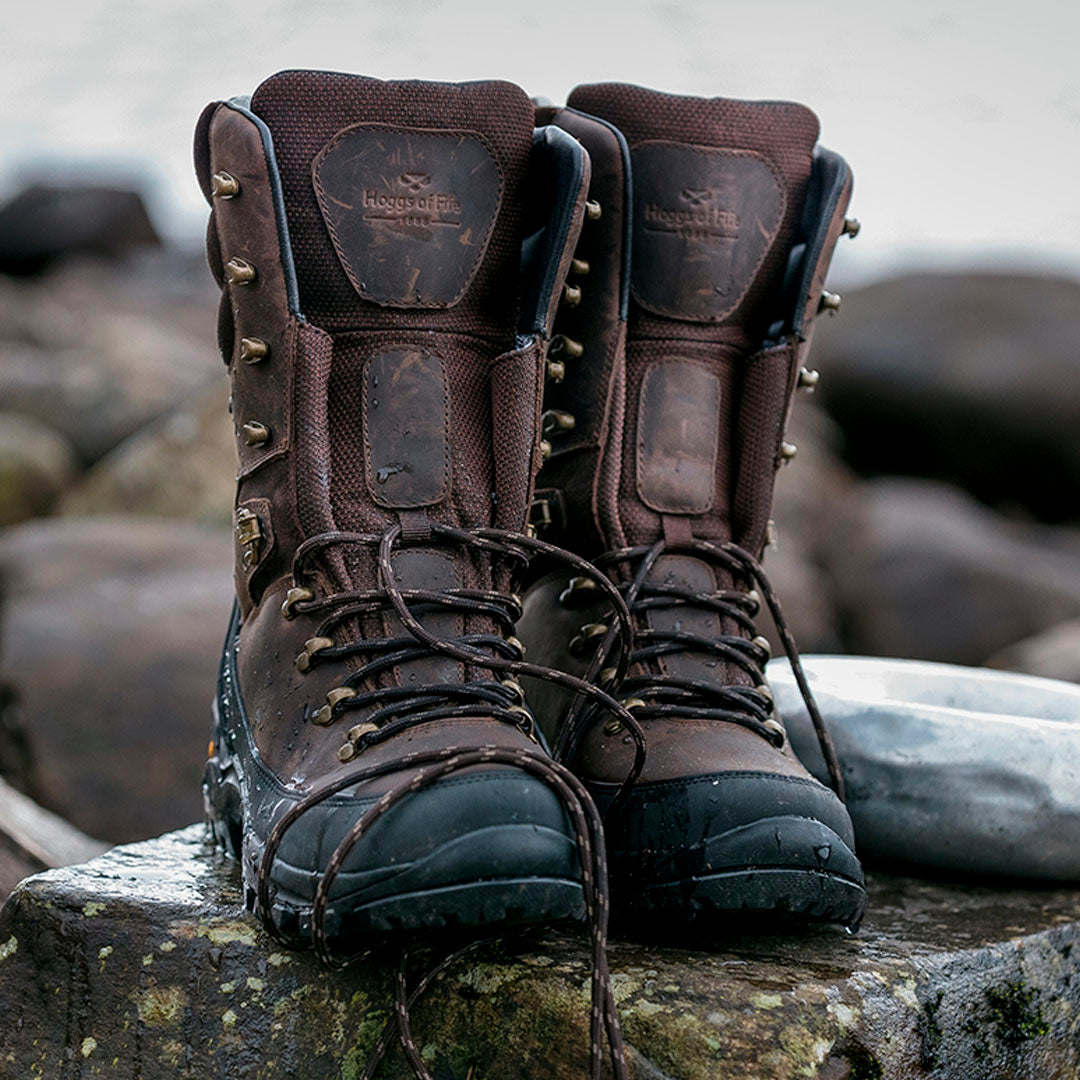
<box><xmin>1</xmin><ymin>828</ymin><xmax>1078</xmax><ymax>1079</ymax></box>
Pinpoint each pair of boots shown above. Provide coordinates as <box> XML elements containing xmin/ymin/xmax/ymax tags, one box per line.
<box><xmin>197</xmin><ymin>71</ymin><xmax>865</xmax><ymax>960</ymax></box>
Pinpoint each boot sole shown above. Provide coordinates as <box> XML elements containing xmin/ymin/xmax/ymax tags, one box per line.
<box><xmin>205</xmin><ymin>722</ymin><xmax>585</xmax><ymax>948</ymax></box>
<box><xmin>621</xmin><ymin>866</ymin><xmax>867</xmax><ymax>933</ymax></box>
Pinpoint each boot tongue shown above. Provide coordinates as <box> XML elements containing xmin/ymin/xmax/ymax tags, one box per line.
<box><xmin>567</xmin><ymin>83</ymin><xmax>819</xmax><ymax>549</ymax></box>
<box><xmin>251</xmin><ymin>70</ymin><xmax>535</xmax><ymax>337</ymax></box>
<box><xmin>248</xmin><ymin>72</ymin><xmax>537</xmax><ymax>557</ymax></box>
<box><xmin>567</xmin><ymin>82</ymin><xmax>819</xmax><ymax>345</ymax></box>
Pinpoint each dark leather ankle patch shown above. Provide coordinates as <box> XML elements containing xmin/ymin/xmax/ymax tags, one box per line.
<box><xmin>363</xmin><ymin>348</ymin><xmax>450</xmax><ymax>508</ymax></box>
<box><xmin>630</xmin><ymin>141</ymin><xmax>785</xmax><ymax>323</ymax></box>
<box><xmin>314</xmin><ymin>124</ymin><xmax>503</xmax><ymax>309</ymax></box>
<box><xmin>637</xmin><ymin>359</ymin><xmax>720</xmax><ymax>514</ymax></box>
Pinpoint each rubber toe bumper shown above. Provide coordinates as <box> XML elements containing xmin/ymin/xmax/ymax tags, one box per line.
<box><xmin>590</xmin><ymin>771</ymin><xmax>867</xmax><ymax>931</ymax></box>
<box><xmin>205</xmin><ymin>753</ymin><xmax>585</xmax><ymax>947</ymax></box>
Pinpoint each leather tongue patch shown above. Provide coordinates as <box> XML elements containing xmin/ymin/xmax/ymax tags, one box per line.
<box><xmin>314</xmin><ymin>124</ymin><xmax>503</xmax><ymax>308</ymax></box>
<box><xmin>630</xmin><ymin>141</ymin><xmax>785</xmax><ymax>323</ymax></box>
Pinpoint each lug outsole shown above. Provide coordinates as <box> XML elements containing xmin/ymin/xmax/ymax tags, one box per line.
<box><xmin>617</xmin><ymin>866</ymin><xmax>867</xmax><ymax>935</ymax></box>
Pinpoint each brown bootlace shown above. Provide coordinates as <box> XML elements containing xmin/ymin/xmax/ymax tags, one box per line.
<box><xmin>555</xmin><ymin>536</ymin><xmax>846</xmax><ymax>801</ymax></box>
<box><xmin>256</xmin><ymin>522</ymin><xmax>644</xmax><ymax>1079</ymax></box>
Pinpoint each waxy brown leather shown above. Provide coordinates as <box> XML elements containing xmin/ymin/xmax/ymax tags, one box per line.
<box><xmin>530</xmin><ymin>106</ymin><xmax>630</xmax><ymax>554</ymax></box>
<box><xmin>196</xmin><ymin>73</ymin><xmax>593</xmax><ymax>806</ymax></box>
<box><xmin>523</xmin><ymin>84</ymin><xmax>856</xmax><ymax>789</ymax></box>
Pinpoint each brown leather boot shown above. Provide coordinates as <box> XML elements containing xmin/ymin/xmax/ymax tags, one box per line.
<box><xmin>519</xmin><ymin>84</ymin><xmax>867</xmax><ymax>930</ymax></box>
<box><xmin>193</xmin><ymin>70</ymin><xmax>627</xmax><ymax>951</ymax></box>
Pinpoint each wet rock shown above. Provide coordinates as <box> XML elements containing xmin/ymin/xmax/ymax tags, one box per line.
<box><xmin>1</xmin><ymin>826</ymin><xmax>1078</xmax><ymax>1078</ymax></box>
<box><xmin>0</xmin><ymin>517</ymin><xmax>231</xmax><ymax>842</ymax></box>
<box><xmin>0</xmin><ymin>185</ymin><xmax>160</xmax><ymax>276</ymax></box>
<box><xmin>828</xmin><ymin>478</ymin><xmax>1080</xmax><ymax>665</ymax></box>
<box><xmin>60</xmin><ymin>377</ymin><xmax>235</xmax><ymax>526</ymax></box>
<box><xmin>815</xmin><ymin>273</ymin><xmax>1080</xmax><ymax>522</ymax></box>
<box><xmin>0</xmin><ymin>411</ymin><xmax>78</xmax><ymax>525</ymax></box>
<box><xmin>986</xmin><ymin>618</ymin><xmax>1080</xmax><ymax>683</ymax></box>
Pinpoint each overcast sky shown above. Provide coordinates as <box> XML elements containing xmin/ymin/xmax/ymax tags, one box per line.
<box><xmin>5</xmin><ymin>0</ymin><xmax>1079</xmax><ymax>284</ymax></box>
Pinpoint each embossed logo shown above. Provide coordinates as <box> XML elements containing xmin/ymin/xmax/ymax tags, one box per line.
<box><xmin>643</xmin><ymin>186</ymin><xmax>739</xmax><ymax>242</ymax></box>
<box><xmin>314</xmin><ymin>126</ymin><xmax>503</xmax><ymax>308</ymax></box>
<box><xmin>630</xmin><ymin>141</ymin><xmax>786</xmax><ymax>323</ymax></box>
<box><xmin>361</xmin><ymin>172</ymin><xmax>462</xmax><ymax>231</ymax></box>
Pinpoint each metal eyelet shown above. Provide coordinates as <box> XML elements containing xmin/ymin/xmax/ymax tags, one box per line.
<box><xmin>211</xmin><ymin>172</ymin><xmax>240</xmax><ymax>199</ymax></box>
<box><xmin>598</xmin><ymin>667</ymin><xmax>618</xmax><ymax>686</ymax></box>
<box><xmin>562</xmin><ymin>284</ymin><xmax>582</xmax><ymax>307</ymax></box>
<box><xmin>546</xmin><ymin>359</ymin><xmax>566</xmax><ymax>383</ymax></box>
<box><xmin>550</xmin><ymin>335</ymin><xmax>584</xmax><ymax>359</ymax></box>
<box><xmin>568</xmin><ymin>622</ymin><xmax>608</xmax><ymax>659</ymax></box>
<box><xmin>778</xmin><ymin>441</ymin><xmax>798</xmax><ymax>464</ymax></box>
<box><xmin>313</xmin><ymin>686</ymin><xmax>357</xmax><ymax>726</ymax></box>
<box><xmin>762</xmin><ymin>716</ymin><xmax>786</xmax><ymax>745</ymax></box>
<box><xmin>337</xmin><ymin>743</ymin><xmax>358</xmax><ymax>763</ymax></box>
<box><xmin>234</xmin><ymin>508</ymin><xmax>262</xmax><ymax>569</ymax></box>
<box><xmin>819</xmin><ymin>290</ymin><xmax>841</xmax><ymax>314</ymax></box>
<box><xmin>295</xmin><ymin>636</ymin><xmax>334</xmax><ymax>673</ymax></box>
<box><xmin>500</xmin><ymin>679</ymin><xmax>525</xmax><ymax>704</ymax></box>
<box><xmin>558</xmin><ymin>576</ymin><xmax>599</xmax><ymax>608</ymax></box>
<box><xmin>585</xmin><ymin>200</ymin><xmax>602</xmax><ymax>221</ymax></box>
<box><xmin>751</xmin><ymin>635</ymin><xmax>772</xmax><ymax>659</ymax></box>
<box><xmin>506</xmin><ymin>636</ymin><xmax>526</xmax><ymax>658</ymax></box>
<box><xmin>570</xmin><ymin>258</ymin><xmax>590</xmax><ymax>275</ymax></box>
<box><xmin>539</xmin><ymin>439</ymin><xmax>552</xmax><ymax>461</ymax></box>
<box><xmin>842</xmin><ymin>217</ymin><xmax>861</xmax><ymax>238</ymax></box>
<box><xmin>609</xmin><ymin>698</ymin><xmax>646</xmax><ymax>731</ymax></box>
<box><xmin>745</xmin><ymin>589</ymin><xmax>761</xmax><ymax>615</ymax></box>
<box><xmin>348</xmin><ymin>721</ymin><xmax>378</xmax><ymax>743</ymax></box>
<box><xmin>542</xmin><ymin>410</ymin><xmax>576</xmax><ymax>436</ymax></box>
<box><xmin>242</xmin><ymin>421</ymin><xmax>270</xmax><ymax>447</ymax></box>
<box><xmin>239</xmin><ymin>337</ymin><xmax>269</xmax><ymax>364</ymax></box>
<box><xmin>797</xmin><ymin>367</ymin><xmax>819</xmax><ymax>392</ymax></box>
<box><xmin>225</xmin><ymin>257</ymin><xmax>256</xmax><ymax>286</ymax></box>
<box><xmin>281</xmin><ymin>586</ymin><xmax>314</xmax><ymax>620</ymax></box>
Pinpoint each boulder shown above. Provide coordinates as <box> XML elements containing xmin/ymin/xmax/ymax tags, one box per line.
<box><xmin>827</xmin><ymin>478</ymin><xmax>1080</xmax><ymax>665</ymax></box>
<box><xmin>0</xmin><ymin>185</ymin><xmax>160</xmax><ymax>276</ymax></box>
<box><xmin>771</xmin><ymin>655</ymin><xmax>1080</xmax><ymax>879</ymax></box>
<box><xmin>0</xmin><ymin>316</ymin><xmax>218</xmax><ymax>465</ymax></box>
<box><xmin>986</xmin><ymin>618</ymin><xmax>1080</xmax><ymax>684</ymax></box>
<box><xmin>815</xmin><ymin>273</ymin><xmax>1080</xmax><ymax>522</ymax></box>
<box><xmin>763</xmin><ymin>403</ymin><xmax>861</xmax><ymax>654</ymax></box>
<box><xmin>0</xmin><ymin>253</ymin><xmax>220</xmax><ymax>463</ymax></box>
<box><xmin>0</xmin><ymin>411</ymin><xmax>78</xmax><ymax>525</ymax></box>
<box><xmin>0</xmin><ymin>517</ymin><xmax>232</xmax><ymax>842</ymax></box>
<box><xmin>60</xmin><ymin>377</ymin><xmax>235</xmax><ymax>527</ymax></box>
<box><xmin>1</xmin><ymin>826</ymin><xmax>1078</xmax><ymax>1078</ymax></box>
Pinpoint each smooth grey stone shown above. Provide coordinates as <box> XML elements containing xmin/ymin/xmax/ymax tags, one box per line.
<box><xmin>768</xmin><ymin>655</ymin><xmax>1080</xmax><ymax>880</ymax></box>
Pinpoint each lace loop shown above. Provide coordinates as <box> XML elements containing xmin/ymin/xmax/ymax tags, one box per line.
<box><xmin>580</xmin><ymin>536</ymin><xmax>845</xmax><ymax>800</ymax></box>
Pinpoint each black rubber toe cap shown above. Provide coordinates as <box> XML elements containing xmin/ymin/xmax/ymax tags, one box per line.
<box><xmin>590</xmin><ymin>771</ymin><xmax>862</xmax><ymax>885</ymax></box>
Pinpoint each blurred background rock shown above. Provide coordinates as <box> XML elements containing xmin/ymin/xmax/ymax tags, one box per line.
<box><xmin>1</xmin><ymin>0</ymin><xmax>1078</xmax><ymax>891</ymax></box>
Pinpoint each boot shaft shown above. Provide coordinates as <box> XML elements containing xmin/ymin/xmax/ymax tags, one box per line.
<box><xmin>195</xmin><ymin>71</ymin><xmax>594</xmax><ymax>779</ymax></box>
<box><xmin>195</xmin><ymin>73</ymin><xmax>593</xmax><ymax>615</ymax></box>
<box><xmin>537</xmin><ymin>83</ymin><xmax>856</xmax><ymax>560</ymax></box>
